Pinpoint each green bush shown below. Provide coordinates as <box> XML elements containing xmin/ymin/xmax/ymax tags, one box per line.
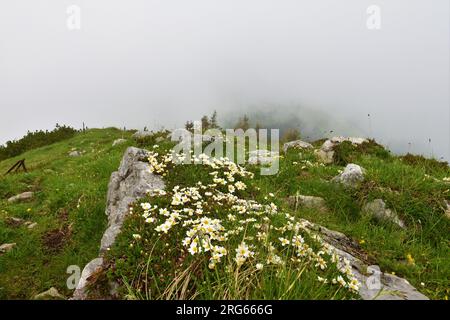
<box><xmin>0</xmin><ymin>124</ymin><xmax>78</xmax><ymax>161</ymax></box>
<box><xmin>400</xmin><ymin>153</ymin><xmax>449</xmax><ymax>175</ymax></box>
<box><xmin>133</xmin><ymin>130</ymin><xmax>170</xmax><ymax>148</ymax></box>
<box><xmin>333</xmin><ymin>140</ymin><xmax>391</xmax><ymax>166</ymax></box>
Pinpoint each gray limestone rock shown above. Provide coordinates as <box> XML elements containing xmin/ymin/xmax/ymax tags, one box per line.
<box><xmin>332</xmin><ymin>163</ymin><xmax>365</xmax><ymax>188</ymax></box>
<box><xmin>34</xmin><ymin>287</ymin><xmax>65</xmax><ymax>300</ymax></box>
<box><xmin>72</xmin><ymin>147</ymin><xmax>165</xmax><ymax>300</ymax></box>
<box><xmin>299</xmin><ymin>219</ymin><xmax>427</xmax><ymax>300</ymax></box>
<box><xmin>283</xmin><ymin>140</ymin><xmax>313</xmax><ymax>153</ymax></box>
<box><xmin>362</xmin><ymin>199</ymin><xmax>406</xmax><ymax>228</ymax></box>
<box><xmin>7</xmin><ymin>191</ymin><xmax>34</xmax><ymax>203</ymax></box>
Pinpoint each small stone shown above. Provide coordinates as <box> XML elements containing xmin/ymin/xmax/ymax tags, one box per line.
<box><xmin>7</xmin><ymin>192</ymin><xmax>34</xmax><ymax>203</ymax></box>
<box><xmin>6</xmin><ymin>217</ymin><xmax>25</xmax><ymax>226</ymax></box>
<box><xmin>332</xmin><ymin>163</ymin><xmax>365</xmax><ymax>188</ymax></box>
<box><xmin>444</xmin><ymin>201</ymin><xmax>450</xmax><ymax>219</ymax></box>
<box><xmin>314</xmin><ymin>149</ymin><xmax>334</xmax><ymax>164</ymax></box>
<box><xmin>330</xmin><ymin>136</ymin><xmax>368</xmax><ymax>145</ymax></box>
<box><xmin>362</xmin><ymin>199</ymin><xmax>405</xmax><ymax>228</ymax></box>
<box><xmin>315</xmin><ymin>137</ymin><xmax>368</xmax><ymax>164</ymax></box>
<box><xmin>27</xmin><ymin>222</ymin><xmax>38</xmax><ymax>229</ymax></box>
<box><xmin>321</xmin><ymin>139</ymin><xmax>336</xmax><ymax>152</ymax></box>
<box><xmin>73</xmin><ymin>258</ymin><xmax>104</xmax><ymax>300</ymax></box>
<box><xmin>112</xmin><ymin>138</ymin><xmax>127</xmax><ymax>147</ymax></box>
<box><xmin>68</xmin><ymin>151</ymin><xmax>81</xmax><ymax>157</ymax></box>
<box><xmin>0</xmin><ymin>243</ymin><xmax>16</xmax><ymax>253</ymax></box>
<box><xmin>33</xmin><ymin>287</ymin><xmax>65</xmax><ymax>300</ymax></box>
<box><xmin>288</xmin><ymin>194</ymin><xmax>327</xmax><ymax>211</ymax></box>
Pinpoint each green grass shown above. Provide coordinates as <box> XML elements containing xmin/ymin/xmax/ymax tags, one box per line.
<box><xmin>256</xmin><ymin>147</ymin><xmax>450</xmax><ymax>299</ymax></box>
<box><xmin>102</xmin><ymin>136</ymin><xmax>449</xmax><ymax>300</ymax></box>
<box><xmin>0</xmin><ymin>128</ymin><xmax>133</xmax><ymax>299</ymax></box>
<box><xmin>106</xmin><ymin>144</ymin><xmax>359</xmax><ymax>300</ymax></box>
<box><xmin>1</xmin><ymin>128</ymin><xmax>449</xmax><ymax>300</ymax></box>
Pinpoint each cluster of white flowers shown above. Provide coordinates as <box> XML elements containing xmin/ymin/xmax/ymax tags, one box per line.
<box><xmin>235</xmin><ymin>242</ymin><xmax>255</xmax><ymax>266</ymax></box>
<box><xmin>148</xmin><ymin>152</ymin><xmax>168</xmax><ymax>174</ymax></box>
<box><xmin>298</xmin><ymin>159</ymin><xmax>325</xmax><ymax>170</ymax></box>
<box><xmin>135</xmin><ymin>149</ymin><xmax>360</xmax><ymax>295</ymax></box>
<box><xmin>424</xmin><ymin>174</ymin><xmax>450</xmax><ymax>184</ymax></box>
<box><xmin>305</xmin><ymin>227</ymin><xmax>361</xmax><ymax>293</ymax></box>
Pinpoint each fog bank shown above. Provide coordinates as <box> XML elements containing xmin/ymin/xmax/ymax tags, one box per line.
<box><xmin>0</xmin><ymin>0</ymin><xmax>448</xmax><ymax>160</ymax></box>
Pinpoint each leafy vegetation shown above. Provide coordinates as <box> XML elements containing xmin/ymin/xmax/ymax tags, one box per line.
<box><xmin>104</xmin><ymin>133</ymin><xmax>449</xmax><ymax>300</ymax></box>
<box><xmin>185</xmin><ymin>111</ymin><xmax>221</xmax><ymax>132</ymax></box>
<box><xmin>332</xmin><ymin>140</ymin><xmax>391</xmax><ymax>166</ymax></box>
<box><xmin>249</xmin><ymin>144</ymin><xmax>450</xmax><ymax>299</ymax></box>
<box><xmin>0</xmin><ymin>125</ymin><xmax>78</xmax><ymax>162</ymax></box>
<box><xmin>106</xmin><ymin>145</ymin><xmax>360</xmax><ymax>300</ymax></box>
<box><xmin>0</xmin><ymin>126</ymin><xmax>449</xmax><ymax>300</ymax></box>
<box><xmin>133</xmin><ymin>130</ymin><xmax>170</xmax><ymax>149</ymax></box>
<box><xmin>400</xmin><ymin>153</ymin><xmax>449</xmax><ymax>176</ymax></box>
<box><xmin>0</xmin><ymin>128</ymin><xmax>132</xmax><ymax>298</ymax></box>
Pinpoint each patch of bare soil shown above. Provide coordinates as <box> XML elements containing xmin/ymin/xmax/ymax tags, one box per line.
<box><xmin>42</xmin><ymin>209</ymin><xmax>72</xmax><ymax>252</ymax></box>
<box><xmin>42</xmin><ymin>229</ymin><xmax>69</xmax><ymax>252</ymax></box>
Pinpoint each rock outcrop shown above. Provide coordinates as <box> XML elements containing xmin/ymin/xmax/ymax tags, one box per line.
<box><xmin>73</xmin><ymin>257</ymin><xmax>104</xmax><ymax>299</ymax></box>
<box><xmin>300</xmin><ymin>219</ymin><xmax>427</xmax><ymax>300</ymax></box>
<box><xmin>71</xmin><ymin>146</ymin><xmax>426</xmax><ymax>301</ymax></box>
<box><xmin>100</xmin><ymin>147</ymin><xmax>165</xmax><ymax>252</ymax></box>
<box><xmin>362</xmin><ymin>199</ymin><xmax>406</xmax><ymax>229</ymax></box>
<box><xmin>315</xmin><ymin>136</ymin><xmax>368</xmax><ymax>164</ymax></box>
<box><xmin>332</xmin><ymin>163</ymin><xmax>365</xmax><ymax>188</ymax></box>
<box><xmin>68</xmin><ymin>151</ymin><xmax>82</xmax><ymax>157</ymax></box>
<box><xmin>7</xmin><ymin>192</ymin><xmax>34</xmax><ymax>203</ymax></box>
<box><xmin>287</xmin><ymin>194</ymin><xmax>327</xmax><ymax>211</ymax></box>
<box><xmin>72</xmin><ymin>147</ymin><xmax>165</xmax><ymax>300</ymax></box>
<box><xmin>0</xmin><ymin>243</ymin><xmax>16</xmax><ymax>254</ymax></box>
<box><xmin>283</xmin><ymin>140</ymin><xmax>313</xmax><ymax>153</ymax></box>
<box><xmin>329</xmin><ymin>136</ymin><xmax>368</xmax><ymax>145</ymax></box>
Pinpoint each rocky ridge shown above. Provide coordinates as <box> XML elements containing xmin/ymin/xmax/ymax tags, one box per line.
<box><xmin>72</xmin><ymin>147</ymin><xmax>165</xmax><ymax>299</ymax></box>
<box><xmin>71</xmin><ymin>142</ymin><xmax>427</xmax><ymax>300</ymax></box>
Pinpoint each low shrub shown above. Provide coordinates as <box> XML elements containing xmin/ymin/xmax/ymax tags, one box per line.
<box><xmin>400</xmin><ymin>153</ymin><xmax>449</xmax><ymax>175</ymax></box>
<box><xmin>0</xmin><ymin>124</ymin><xmax>78</xmax><ymax>161</ymax></box>
<box><xmin>333</xmin><ymin>140</ymin><xmax>391</xmax><ymax>166</ymax></box>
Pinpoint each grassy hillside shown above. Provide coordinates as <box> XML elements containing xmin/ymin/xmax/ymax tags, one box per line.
<box><xmin>0</xmin><ymin>128</ymin><xmax>133</xmax><ymax>299</ymax></box>
<box><xmin>1</xmin><ymin>128</ymin><xmax>449</xmax><ymax>300</ymax></box>
<box><xmin>104</xmin><ymin>135</ymin><xmax>449</xmax><ymax>300</ymax></box>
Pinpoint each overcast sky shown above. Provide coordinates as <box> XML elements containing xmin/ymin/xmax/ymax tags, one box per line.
<box><xmin>0</xmin><ymin>0</ymin><xmax>448</xmax><ymax>160</ymax></box>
